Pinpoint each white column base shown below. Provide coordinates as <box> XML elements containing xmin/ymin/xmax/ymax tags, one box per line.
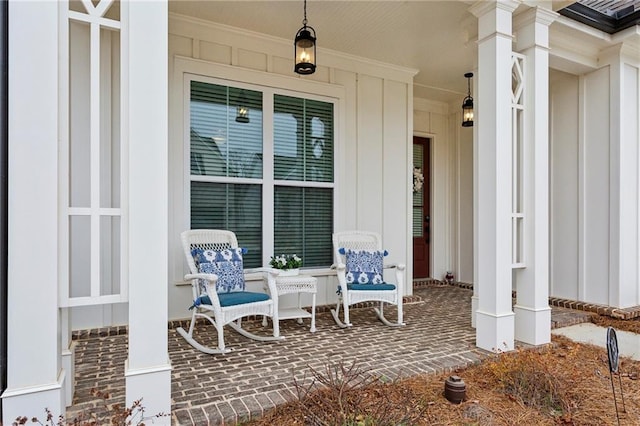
<box><xmin>2</xmin><ymin>370</ymin><xmax>66</xmax><ymax>424</ymax></box>
<box><xmin>476</xmin><ymin>310</ymin><xmax>515</xmax><ymax>352</ymax></box>
<box><xmin>61</xmin><ymin>342</ymin><xmax>76</xmax><ymax>406</ymax></box>
<box><xmin>124</xmin><ymin>360</ymin><xmax>172</xmax><ymax>425</ymax></box>
<box><xmin>514</xmin><ymin>304</ymin><xmax>551</xmax><ymax>345</ymax></box>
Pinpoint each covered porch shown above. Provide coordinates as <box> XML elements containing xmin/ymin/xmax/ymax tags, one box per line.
<box><xmin>4</xmin><ymin>0</ymin><xmax>640</xmax><ymax>423</ymax></box>
<box><xmin>66</xmin><ymin>284</ymin><xmax>591</xmax><ymax>424</ymax></box>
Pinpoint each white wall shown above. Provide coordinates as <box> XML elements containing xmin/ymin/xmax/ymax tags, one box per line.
<box><xmin>550</xmin><ymin>58</ymin><xmax>640</xmax><ymax>309</ymax></box>
<box><xmin>167</xmin><ymin>14</ymin><xmax>415</xmax><ymax>321</ymax></box>
<box><xmin>582</xmin><ymin>66</ymin><xmax>611</xmax><ymax>305</ymax></box>
<box><xmin>550</xmin><ymin>69</ymin><xmax>580</xmax><ymax>300</ymax></box>
<box><xmin>412</xmin><ymin>98</ymin><xmax>472</xmax><ymax>283</ymax></box>
<box><xmin>457</xmin><ymin>123</ymin><xmax>474</xmax><ymax>283</ymax></box>
<box><xmin>549</xmin><ymin>12</ymin><xmax>640</xmax><ymax>309</ymax></box>
<box><xmin>620</xmin><ymin>63</ymin><xmax>639</xmax><ymax>306</ymax></box>
<box><xmin>411</xmin><ymin>98</ymin><xmax>474</xmax><ymax>285</ymax></box>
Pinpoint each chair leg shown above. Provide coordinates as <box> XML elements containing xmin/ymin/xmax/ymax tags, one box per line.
<box><xmin>187</xmin><ymin>309</ymin><xmax>197</xmax><ymax>334</ymax></box>
<box><xmin>272</xmin><ymin>313</ymin><xmax>280</xmax><ymax>338</ymax></box>
<box><xmin>374</xmin><ymin>301</ymin><xmax>405</xmax><ymax>327</ymax></box>
<box><xmin>343</xmin><ymin>296</ymin><xmax>351</xmax><ymax>325</ymax></box>
<box><xmin>330</xmin><ymin>297</ymin><xmax>350</xmax><ymax>328</ymax></box>
<box><xmin>217</xmin><ymin>321</ymin><xmax>226</xmax><ymax>352</ymax></box>
<box><xmin>397</xmin><ymin>297</ymin><xmax>404</xmax><ymax>325</ymax></box>
<box><xmin>176</xmin><ymin>310</ymin><xmax>233</xmax><ymax>354</ymax></box>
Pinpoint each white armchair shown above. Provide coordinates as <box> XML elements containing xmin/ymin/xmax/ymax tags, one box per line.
<box><xmin>177</xmin><ymin>229</ymin><xmax>283</xmax><ymax>354</ymax></box>
<box><xmin>331</xmin><ymin>230</ymin><xmax>405</xmax><ymax>327</ymax></box>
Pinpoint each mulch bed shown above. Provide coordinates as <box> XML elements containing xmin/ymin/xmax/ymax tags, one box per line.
<box><xmin>249</xmin><ymin>315</ymin><xmax>640</xmax><ymax>425</ymax></box>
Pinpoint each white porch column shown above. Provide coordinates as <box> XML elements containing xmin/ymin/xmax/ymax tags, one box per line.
<box><xmin>512</xmin><ymin>7</ymin><xmax>557</xmax><ymax>345</ymax></box>
<box><xmin>602</xmin><ymin>43</ymin><xmax>640</xmax><ymax>308</ymax></box>
<box><xmin>470</xmin><ymin>0</ymin><xmax>518</xmax><ymax>352</ymax></box>
<box><xmin>2</xmin><ymin>1</ymin><xmax>65</xmax><ymax>422</ymax></box>
<box><xmin>124</xmin><ymin>1</ymin><xmax>171</xmax><ymax>421</ymax></box>
<box><xmin>471</xmin><ymin>68</ymin><xmax>479</xmax><ymax>329</ymax></box>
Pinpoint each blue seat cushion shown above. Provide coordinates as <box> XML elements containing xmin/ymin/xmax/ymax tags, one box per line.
<box><xmin>347</xmin><ymin>283</ymin><xmax>396</xmax><ymax>291</ymax></box>
<box><xmin>195</xmin><ymin>291</ymin><xmax>270</xmax><ymax>308</ymax></box>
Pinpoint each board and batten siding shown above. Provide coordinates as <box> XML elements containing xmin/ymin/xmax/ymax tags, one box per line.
<box><xmin>549</xmin><ymin>65</ymin><xmax>640</xmax><ymax>309</ymax></box>
<box><xmin>166</xmin><ymin>13</ymin><xmax>416</xmax><ymax>321</ymax></box>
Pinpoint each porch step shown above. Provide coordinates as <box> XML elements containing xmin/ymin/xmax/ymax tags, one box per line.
<box><xmin>549</xmin><ymin>297</ymin><xmax>640</xmax><ymax>320</ymax></box>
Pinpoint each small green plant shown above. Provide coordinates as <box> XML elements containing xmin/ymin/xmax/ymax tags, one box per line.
<box><xmin>269</xmin><ymin>254</ymin><xmax>302</xmax><ymax>270</ymax></box>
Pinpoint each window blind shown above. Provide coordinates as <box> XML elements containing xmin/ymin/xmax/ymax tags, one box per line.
<box><xmin>274</xmin><ymin>186</ymin><xmax>333</xmax><ymax>267</ymax></box>
<box><xmin>188</xmin><ymin>79</ymin><xmax>335</xmax><ymax>269</ymax></box>
<box><xmin>274</xmin><ymin>95</ymin><xmax>333</xmax><ymax>183</ymax></box>
<box><xmin>191</xmin><ymin>181</ymin><xmax>263</xmax><ymax>267</ymax></box>
<box><xmin>190</xmin><ymin>81</ymin><xmax>263</xmax><ymax>179</ymax></box>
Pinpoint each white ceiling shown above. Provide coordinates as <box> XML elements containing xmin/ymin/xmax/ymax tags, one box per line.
<box><xmin>169</xmin><ymin>1</ymin><xmax>490</xmax><ymax>104</ymax></box>
<box><xmin>169</xmin><ymin>2</ymin><xmax>590</xmax><ymax>103</ymax></box>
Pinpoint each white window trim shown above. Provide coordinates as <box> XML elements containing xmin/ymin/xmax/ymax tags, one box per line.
<box><xmin>177</xmin><ymin>58</ymin><xmax>346</xmax><ymax>268</ymax></box>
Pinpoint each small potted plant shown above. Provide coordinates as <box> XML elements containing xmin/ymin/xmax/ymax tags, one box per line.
<box><xmin>269</xmin><ymin>254</ymin><xmax>302</xmax><ymax>276</ymax></box>
<box><xmin>444</xmin><ymin>271</ymin><xmax>455</xmax><ymax>284</ymax></box>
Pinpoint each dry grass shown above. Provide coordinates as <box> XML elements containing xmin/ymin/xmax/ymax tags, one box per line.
<box><xmin>249</xmin><ymin>317</ymin><xmax>640</xmax><ymax>426</ymax></box>
<box><xmin>592</xmin><ymin>316</ymin><xmax>640</xmax><ymax>335</ymax></box>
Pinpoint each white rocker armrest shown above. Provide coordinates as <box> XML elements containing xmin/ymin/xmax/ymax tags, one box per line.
<box><xmin>240</xmin><ymin>267</ymin><xmax>279</xmax><ymax>296</ymax></box>
<box><xmin>185</xmin><ymin>272</ymin><xmax>219</xmax><ymax>283</ymax></box>
<box><xmin>244</xmin><ymin>266</ymin><xmax>281</xmax><ymax>276</ymax></box>
<box><xmin>184</xmin><ymin>273</ymin><xmax>222</xmax><ymax>310</ymax></box>
<box><xmin>384</xmin><ymin>263</ymin><xmax>406</xmax><ymax>270</ymax></box>
<box><xmin>331</xmin><ymin>263</ymin><xmax>346</xmax><ymax>271</ymax></box>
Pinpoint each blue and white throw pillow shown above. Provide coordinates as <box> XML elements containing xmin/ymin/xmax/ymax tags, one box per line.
<box><xmin>191</xmin><ymin>247</ymin><xmax>246</xmax><ymax>294</ymax></box>
<box><xmin>340</xmin><ymin>248</ymin><xmax>388</xmax><ymax>284</ymax></box>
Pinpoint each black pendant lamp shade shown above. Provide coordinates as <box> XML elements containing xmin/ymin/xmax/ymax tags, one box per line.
<box><xmin>462</xmin><ymin>72</ymin><xmax>474</xmax><ymax>127</ymax></box>
<box><xmin>294</xmin><ymin>0</ymin><xmax>316</xmax><ymax>75</ymax></box>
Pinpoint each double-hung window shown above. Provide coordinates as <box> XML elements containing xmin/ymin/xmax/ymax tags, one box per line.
<box><xmin>188</xmin><ymin>77</ymin><xmax>334</xmax><ymax>268</ymax></box>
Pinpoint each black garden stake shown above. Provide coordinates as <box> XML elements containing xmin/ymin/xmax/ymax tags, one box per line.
<box><xmin>606</xmin><ymin>327</ymin><xmax>626</xmax><ymax>425</ymax></box>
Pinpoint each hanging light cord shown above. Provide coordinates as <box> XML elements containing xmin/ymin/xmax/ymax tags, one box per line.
<box><xmin>467</xmin><ymin>76</ymin><xmax>471</xmax><ymax>97</ymax></box>
<box><xmin>302</xmin><ymin>0</ymin><xmax>308</xmax><ymax>27</ymax></box>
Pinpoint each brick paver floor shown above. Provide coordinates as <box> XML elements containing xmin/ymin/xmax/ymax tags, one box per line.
<box><xmin>66</xmin><ymin>285</ymin><xmax>593</xmax><ymax>425</ymax></box>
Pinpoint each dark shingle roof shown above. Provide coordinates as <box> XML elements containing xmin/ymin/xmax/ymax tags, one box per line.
<box><xmin>560</xmin><ymin>0</ymin><xmax>640</xmax><ymax>33</ymax></box>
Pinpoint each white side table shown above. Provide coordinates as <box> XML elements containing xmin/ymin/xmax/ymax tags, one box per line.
<box><xmin>265</xmin><ymin>274</ymin><xmax>317</xmax><ymax>332</ymax></box>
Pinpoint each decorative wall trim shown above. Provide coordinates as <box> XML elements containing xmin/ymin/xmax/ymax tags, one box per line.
<box><xmin>169</xmin><ymin>13</ymin><xmax>418</xmax><ymax>83</ymax></box>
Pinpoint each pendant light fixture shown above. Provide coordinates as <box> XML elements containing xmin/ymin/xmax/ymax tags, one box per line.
<box><xmin>235</xmin><ymin>105</ymin><xmax>249</xmax><ymax>123</ymax></box>
<box><xmin>462</xmin><ymin>72</ymin><xmax>474</xmax><ymax>127</ymax></box>
<box><xmin>294</xmin><ymin>0</ymin><xmax>316</xmax><ymax>75</ymax></box>
<box><xmin>235</xmin><ymin>90</ymin><xmax>250</xmax><ymax>123</ymax></box>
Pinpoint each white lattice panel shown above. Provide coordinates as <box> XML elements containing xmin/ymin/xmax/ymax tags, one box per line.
<box><xmin>60</xmin><ymin>0</ymin><xmax>128</xmax><ymax>306</ymax></box>
<box><xmin>511</xmin><ymin>53</ymin><xmax>526</xmax><ymax>268</ymax></box>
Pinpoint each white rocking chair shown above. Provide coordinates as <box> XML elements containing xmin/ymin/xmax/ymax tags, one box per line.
<box><xmin>331</xmin><ymin>230</ymin><xmax>405</xmax><ymax>327</ymax></box>
<box><xmin>177</xmin><ymin>229</ymin><xmax>282</xmax><ymax>354</ymax></box>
